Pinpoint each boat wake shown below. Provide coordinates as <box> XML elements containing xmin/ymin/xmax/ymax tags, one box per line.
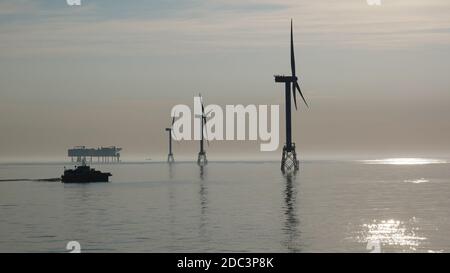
<box><xmin>0</xmin><ymin>178</ymin><xmax>61</xmax><ymax>182</ymax></box>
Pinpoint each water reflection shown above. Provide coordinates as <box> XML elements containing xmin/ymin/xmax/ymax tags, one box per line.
<box><xmin>199</xmin><ymin>165</ymin><xmax>205</xmax><ymax>181</ymax></box>
<box><xmin>282</xmin><ymin>173</ymin><xmax>301</xmax><ymax>252</ymax></box>
<box><xmin>198</xmin><ymin>166</ymin><xmax>208</xmax><ymax>238</ymax></box>
<box><xmin>355</xmin><ymin>218</ymin><xmax>426</xmax><ymax>252</ymax></box>
<box><xmin>166</xmin><ymin>162</ymin><xmax>176</xmax><ymax>220</ymax></box>
<box><xmin>167</xmin><ymin>164</ymin><xmax>177</xmax><ymax>245</ymax></box>
<box><xmin>168</xmin><ymin>163</ymin><xmax>175</xmax><ymax>180</ymax></box>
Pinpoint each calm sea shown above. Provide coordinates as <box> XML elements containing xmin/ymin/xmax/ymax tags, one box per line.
<box><xmin>1</xmin><ymin>159</ymin><xmax>449</xmax><ymax>253</ymax></box>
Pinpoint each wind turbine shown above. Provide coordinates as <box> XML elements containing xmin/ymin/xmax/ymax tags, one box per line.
<box><xmin>165</xmin><ymin>117</ymin><xmax>175</xmax><ymax>163</ymax></box>
<box><xmin>196</xmin><ymin>93</ymin><xmax>209</xmax><ymax>166</ymax></box>
<box><xmin>274</xmin><ymin>19</ymin><xmax>309</xmax><ymax>172</ymax></box>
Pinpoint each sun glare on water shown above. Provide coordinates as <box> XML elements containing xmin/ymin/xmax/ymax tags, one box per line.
<box><xmin>404</xmin><ymin>178</ymin><xmax>429</xmax><ymax>184</ymax></box>
<box><xmin>355</xmin><ymin>219</ymin><xmax>427</xmax><ymax>252</ymax></box>
<box><xmin>362</xmin><ymin>158</ymin><xmax>447</xmax><ymax>165</ymax></box>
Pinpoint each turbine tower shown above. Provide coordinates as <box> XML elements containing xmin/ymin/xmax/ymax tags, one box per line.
<box><xmin>165</xmin><ymin>117</ymin><xmax>175</xmax><ymax>163</ymax></box>
<box><xmin>274</xmin><ymin>19</ymin><xmax>309</xmax><ymax>172</ymax></box>
<box><xmin>196</xmin><ymin>94</ymin><xmax>209</xmax><ymax>166</ymax></box>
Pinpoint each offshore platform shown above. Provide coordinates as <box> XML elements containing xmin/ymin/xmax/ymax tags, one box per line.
<box><xmin>68</xmin><ymin>146</ymin><xmax>122</xmax><ymax>163</ymax></box>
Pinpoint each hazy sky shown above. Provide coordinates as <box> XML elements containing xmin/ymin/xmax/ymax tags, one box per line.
<box><xmin>1</xmin><ymin>0</ymin><xmax>450</xmax><ymax>161</ymax></box>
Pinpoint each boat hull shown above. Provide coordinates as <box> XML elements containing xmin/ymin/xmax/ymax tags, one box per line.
<box><xmin>61</xmin><ymin>164</ymin><xmax>112</xmax><ymax>183</ymax></box>
<box><xmin>61</xmin><ymin>173</ymin><xmax>111</xmax><ymax>183</ymax></box>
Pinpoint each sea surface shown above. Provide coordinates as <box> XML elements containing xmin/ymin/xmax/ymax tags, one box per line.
<box><xmin>1</xmin><ymin>159</ymin><xmax>450</xmax><ymax>253</ymax></box>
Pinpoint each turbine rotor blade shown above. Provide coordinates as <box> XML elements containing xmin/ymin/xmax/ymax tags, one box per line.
<box><xmin>295</xmin><ymin>81</ymin><xmax>308</xmax><ymax>108</ymax></box>
<box><xmin>198</xmin><ymin>93</ymin><xmax>205</xmax><ymax>114</ymax></box>
<box><xmin>290</xmin><ymin>19</ymin><xmax>296</xmax><ymax>77</ymax></box>
<box><xmin>172</xmin><ymin>129</ymin><xmax>178</xmax><ymax>141</ymax></box>
<box><xmin>170</xmin><ymin>116</ymin><xmax>178</xmax><ymax>140</ymax></box>
<box><xmin>200</xmin><ymin>95</ymin><xmax>205</xmax><ymax>115</ymax></box>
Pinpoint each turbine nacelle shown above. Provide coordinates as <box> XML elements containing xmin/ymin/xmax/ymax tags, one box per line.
<box><xmin>274</xmin><ymin>75</ymin><xmax>297</xmax><ymax>83</ymax></box>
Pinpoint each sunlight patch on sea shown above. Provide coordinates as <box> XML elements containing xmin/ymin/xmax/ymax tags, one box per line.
<box><xmin>362</xmin><ymin>158</ymin><xmax>447</xmax><ymax>165</ymax></box>
<box><xmin>404</xmin><ymin>178</ymin><xmax>429</xmax><ymax>184</ymax></box>
<box><xmin>354</xmin><ymin>218</ymin><xmax>426</xmax><ymax>252</ymax></box>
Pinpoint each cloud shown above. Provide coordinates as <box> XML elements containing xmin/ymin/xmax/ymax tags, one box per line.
<box><xmin>0</xmin><ymin>0</ymin><xmax>37</xmax><ymax>15</ymax></box>
<box><xmin>0</xmin><ymin>0</ymin><xmax>449</xmax><ymax>57</ymax></box>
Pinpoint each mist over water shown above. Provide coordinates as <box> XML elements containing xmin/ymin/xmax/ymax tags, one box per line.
<box><xmin>1</xmin><ymin>159</ymin><xmax>449</xmax><ymax>252</ymax></box>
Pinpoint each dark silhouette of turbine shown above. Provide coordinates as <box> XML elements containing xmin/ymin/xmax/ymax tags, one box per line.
<box><xmin>165</xmin><ymin>116</ymin><xmax>175</xmax><ymax>163</ymax></box>
<box><xmin>274</xmin><ymin>19</ymin><xmax>309</xmax><ymax>173</ymax></box>
<box><xmin>197</xmin><ymin>93</ymin><xmax>209</xmax><ymax>166</ymax></box>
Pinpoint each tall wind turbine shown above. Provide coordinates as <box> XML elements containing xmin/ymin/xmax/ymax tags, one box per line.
<box><xmin>196</xmin><ymin>93</ymin><xmax>209</xmax><ymax>166</ymax></box>
<box><xmin>274</xmin><ymin>19</ymin><xmax>308</xmax><ymax>172</ymax></box>
<box><xmin>165</xmin><ymin>117</ymin><xmax>175</xmax><ymax>163</ymax></box>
